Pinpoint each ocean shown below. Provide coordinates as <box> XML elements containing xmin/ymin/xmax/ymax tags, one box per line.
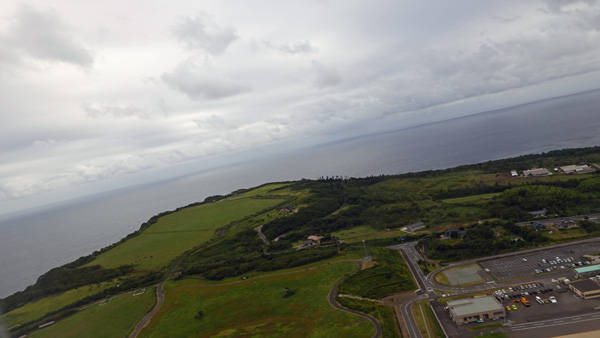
<box><xmin>1</xmin><ymin>89</ymin><xmax>600</xmax><ymax>298</ymax></box>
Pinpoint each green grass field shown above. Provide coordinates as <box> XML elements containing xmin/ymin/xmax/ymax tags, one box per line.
<box><xmin>139</xmin><ymin>262</ymin><xmax>374</xmax><ymax>338</ymax></box>
<box><xmin>87</xmin><ymin>198</ymin><xmax>283</xmax><ymax>270</ymax></box>
<box><xmin>2</xmin><ymin>280</ymin><xmax>118</xmax><ymax>328</ymax></box>
<box><xmin>333</xmin><ymin>226</ymin><xmax>381</xmax><ymax>240</ymax></box>
<box><xmin>441</xmin><ymin>193</ymin><xmax>501</xmax><ymax>205</ymax></box>
<box><xmin>338</xmin><ymin>248</ymin><xmax>416</xmax><ymax>299</ymax></box>
<box><xmin>27</xmin><ymin>289</ymin><xmax>155</xmax><ymax>338</ymax></box>
<box><xmin>230</xmin><ymin>183</ymin><xmax>293</xmax><ymax>198</ymax></box>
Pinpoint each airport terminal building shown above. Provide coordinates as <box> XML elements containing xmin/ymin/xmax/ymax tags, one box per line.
<box><xmin>569</xmin><ymin>279</ymin><xmax>600</xmax><ymax>299</ymax></box>
<box><xmin>447</xmin><ymin>296</ymin><xmax>505</xmax><ymax>325</ymax></box>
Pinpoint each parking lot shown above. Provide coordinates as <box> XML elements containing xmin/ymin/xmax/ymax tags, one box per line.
<box><xmin>435</xmin><ymin>283</ymin><xmax>600</xmax><ymax>338</ymax></box>
<box><xmin>480</xmin><ymin>242</ymin><xmax>600</xmax><ymax>280</ymax></box>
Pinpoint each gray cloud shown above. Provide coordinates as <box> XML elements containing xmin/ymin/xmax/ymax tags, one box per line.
<box><xmin>6</xmin><ymin>5</ymin><xmax>93</xmax><ymax>68</ymax></box>
<box><xmin>171</xmin><ymin>11</ymin><xmax>238</xmax><ymax>55</ymax></box>
<box><xmin>542</xmin><ymin>0</ymin><xmax>596</xmax><ymax>12</ymax></box>
<box><xmin>161</xmin><ymin>60</ymin><xmax>250</xmax><ymax>100</ymax></box>
<box><xmin>193</xmin><ymin>114</ymin><xmax>237</xmax><ymax>131</ymax></box>
<box><xmin>311</xmin><ymin>60</ymin><xmax>342</xmax><ymax>88</ymax></box>
<box><xmin>82</xmin><ymin>102</ymin><xmax>150</xmax><ymax>119</ymax></box>
<box><xmin>267</xmin><ymin>40</ymin><xmax>318</xmax><ymax>55</ymax></box>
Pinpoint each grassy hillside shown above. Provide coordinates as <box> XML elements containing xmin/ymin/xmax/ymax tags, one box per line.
<box><xmin>86</xmin><ymin>197</ymin><xmax>284</xmax><ymax>270</ymax></box>
<box><xmin>27</xmin><ymin>289</ymin><xmax>155</xmax><ymax>338</ymax></box>
<box><xmin>139</xmin><ymin>262</ymin><xmax>373</xmax><ymax>338</ymax></box>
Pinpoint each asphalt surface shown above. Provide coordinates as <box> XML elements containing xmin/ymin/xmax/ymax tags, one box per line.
<box><xmin>388</xmin><ymin>236</ymin><xmax>600</xmax><ymax>338</ymax></box>
<box><xmin>128</xmin><ymin>283</ymin><xmax>164</xmax><ymax>338</ymax></box>
<box><xmin>328</xmin><ymin>262</ymin><xmax>382</xmax><ymax>338</ymax></box>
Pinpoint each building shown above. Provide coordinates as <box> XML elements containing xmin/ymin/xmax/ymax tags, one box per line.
<box><xmin>528</xmin><ymin>209</ymin><xmax>548</xmax><ymax>217</ymax></box>
<box><xmin>406</xmin><ymin>221</ymin><xmax>425</xmax><ymax>232</ymax></box>
<box><xmin>443</xmin><ymin>227</ymin><xmax>467</xmax><ymax>239</ymax></box>
<box><xmin>523</xmin><ymin>168</ymin><xmax>550</xmax><ymax>177</ymax></box>
<box><xmin>307</xmin><ymin>235</ymin><xmax>323</xmax><ymax>243</ymax></box>
<box><xmin>447</xmin><ymin>296</ymin><xmax>505</xmax><ymax>325</ymax></box>
<box><xmin>569</xmin><ymin>279</ymin><xmax>600</xmax><ymax>299</ymax></box>
<box><xmin>574</xmin><ymin>265</ymin><xmax>600</xmax><ymax>279</ymax></box>
<box><xmin>561</xmin><ymin>164</ymin><xmax>595</xmax><ymax>175</ymax></box>
<box><xmin>510</xmin><ymin>170</ymin><xmax>518</xmax><ymax>177</ymax></box>
<box><xmin>530</xmin><ymin>221</ymin><xmax>547</xmax><ymax>231</ymax></box>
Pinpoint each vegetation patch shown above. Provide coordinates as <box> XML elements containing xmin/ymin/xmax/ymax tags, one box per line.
<box><xmin>2</xmin><ymin>279</ymin><xmax>118</xmax><ymax>328</ymax></box>
<box><xmin>338</xmin><ymin>248</ymin><xmax>416</xmax><ymax>299</ymax></box>
<box><xmin>336</xmin><ymin>297</ymin><xmax>400</xmax><ymax>338</ymax></box>
<box><xmin>138</xmin><ymin>262</ymin><xmax>374</xmax><ymax>338</ymax></box>
<box><xmin>411</xmin><ymin>301</ymin><xmax>444</xmax><ymax>338</ymax></box>
<box><xmin>26</xmin><ymin>288</ymin><xmax>155</xmax><ymax>338</ymax></box>
<box><xmin>87</xmin><ymin>197</ymin><xmax>284</xmax><ymax>270</ymax></box>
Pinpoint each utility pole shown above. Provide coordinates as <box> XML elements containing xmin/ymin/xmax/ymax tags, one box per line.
<box><xmin>362</xmin><ymin>240</ymin><xmax>370</xmax><ymax>260</ymax></box>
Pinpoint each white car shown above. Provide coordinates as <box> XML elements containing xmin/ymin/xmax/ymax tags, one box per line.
<box><xmin>549</xmin><ymin>296</ymin><xmax>557</xmax><ymax>304</ymax></box>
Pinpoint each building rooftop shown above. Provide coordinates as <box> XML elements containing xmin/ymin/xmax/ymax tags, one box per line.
<box><xmin>570</xmin><ymin>279</ymin><xmax>600</xmax><ymax>293</ymax></box>
<box><xmin>575</xmin><ymin>265</ymin><xmax>600</xmax><ymax>274</ymax></box>
<box><xmin>523</xmin><ymin>168</ymin><xmax>550</xmax><ymax>176</ymax></box>
<box><xmin>407</xmin><ymin>221</ymin><xmax>425</xmax><ymax>231</ymax></box>
<box><xmin>447</xmin><ymin>296</ymin><xmax>503</xmax><ymax>317</ymax></box>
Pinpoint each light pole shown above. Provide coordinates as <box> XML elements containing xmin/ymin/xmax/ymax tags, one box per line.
<box><xmin>362</xmin><ymin>240</ymin><xmax>370</xmax><ymax>260</ymax></box>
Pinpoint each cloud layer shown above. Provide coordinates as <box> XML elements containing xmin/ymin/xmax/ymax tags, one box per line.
<box><xmin>1</xmin><ymin>0</ymin><xmax>600</xmax><ymax>213</ymax></box>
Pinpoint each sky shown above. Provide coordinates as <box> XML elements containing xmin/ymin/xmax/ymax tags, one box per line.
<box><xmin>1</xmin><ymin>0</ymin><xmax>600</xmax><ymax>215</ymax></box>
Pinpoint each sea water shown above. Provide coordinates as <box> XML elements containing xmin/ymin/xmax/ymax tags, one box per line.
<box><xmin>1</xmin><ymin>89</ymin><xmax>600</xmax><ymax>298</ymax></box>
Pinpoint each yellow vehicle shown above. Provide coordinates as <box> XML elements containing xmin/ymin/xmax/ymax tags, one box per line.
<box><xmin>506</xmin><ymin>305</ymin><xmax>511</xmax><ymax>311</ymax></box>
<box><xmin>512</xmin><ymin>304</ymin><xmax>518</xmax><ymax>310</ymax></box>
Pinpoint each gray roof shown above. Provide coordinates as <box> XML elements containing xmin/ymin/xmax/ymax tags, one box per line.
<box><xmin>407</xmin><ymin>221</ymin><xmax>425</xmax><ymax>230</ymax></box>
<box><xmin>448</xmin><ymin>296</ymin><xmax>503</xmax><ymax>317</ymax></box>
<box><xmin>570</xmin><ymin>280</ymin><xmax>600</xmax><ymax>293</ymax></box>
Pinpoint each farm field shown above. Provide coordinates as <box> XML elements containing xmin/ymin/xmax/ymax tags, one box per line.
<box><xmin>139</xmin><ymin>262</ymin><xmax>374</xmax><ymax>338</ymax></box>
<box><xmin>27</xmin><ymin>289</ymin><xmax>155</xmax><ymax>338</ymax></box>
<box><xmin>86</xmin><ymin>197</ymin><xmax>284</xmax><ymax>270</ymax></box>
<box><xmin>3</xmin><ymin>279</ymin><xmax>118</xmax><ymax>328</ymax></box>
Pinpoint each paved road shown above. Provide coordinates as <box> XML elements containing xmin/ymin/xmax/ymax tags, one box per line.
<box><xmin>128</xmin><ymin>282</ymin><xmax>164</xmax><ymax>338</ymax></box>
<box><xmin>393</xmin><ymin>243</ymin><xmax>437</xmax><ymax>338</ymax></box>
<box><xmin>328</xmin><ymin>260</ymin><xmax>382</xmax><ymax>338</ymax></box>
<box><xmin>389</xmin><ymin>236</ymin><xmax>600</xmax><ymax>338</ymax></box>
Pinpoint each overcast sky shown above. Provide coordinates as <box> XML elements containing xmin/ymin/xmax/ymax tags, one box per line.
<box><xmin>1</xmin><ymin>0</ymin><xmax>600</xmax><ymax>215</ymax></box>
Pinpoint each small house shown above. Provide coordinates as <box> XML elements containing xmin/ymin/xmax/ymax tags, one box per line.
<box><xmin>307</xmin><ymin>235</ymin><xmax>323</xmax><ymax>244</ymax></box>
<box><xmin>523</xmin><ymin>168</ymin><xmax>550</xmax><ymax>177</ymax></box>
<box><xmin>530</xmin><ymin>221</ymin><xmax>547</xmax><ymax>231</ymax></box>
<box><xmin>406</xmin><ymin>221</ymin><xmax>425</xmax><ymax>232</ymax></box>
<box><xmin>528</xmin><ymin>209</ymin><xmax>548</xmax><ymax>217</ymax></box>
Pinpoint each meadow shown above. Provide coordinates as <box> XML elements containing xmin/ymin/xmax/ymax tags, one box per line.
<box><xmin>337</xmin><ymin>248</ymin><xmax>416</xmax><ymax>299</ymax></box>
<box><xmin>138</xmin><ymin>262</ymin><xmax>374</xmax><ymax>338</ymax></box>
<box><xmin>27</xmin><ymin>289</ymin><xmax>155</xmax><ymax>338</ymax></box>
<box><xmin>86</xmin><ymin>197</ymin><xmax>284</xmax><ymax>270</ymax></box>
<box><xmin>3</xmin><ymin>279</ymin><xmax>118</xmax><ymax>328</ymax></box>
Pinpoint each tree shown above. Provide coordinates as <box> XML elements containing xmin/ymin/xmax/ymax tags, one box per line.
<box><xmin>195</xmin><ymin>310</ymin><xmax>204</xmax><ymax>319</ymax></box>
<box><xmin>283</xmin><ymin>287</ymin><xmax>295</xmax><ymax>298</ymax></box>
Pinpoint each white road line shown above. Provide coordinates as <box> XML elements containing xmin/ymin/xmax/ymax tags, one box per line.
<box><xmin>512</xmin><ymin>317</ymin><xmax>599</xmax><ymax>331</ymax></box>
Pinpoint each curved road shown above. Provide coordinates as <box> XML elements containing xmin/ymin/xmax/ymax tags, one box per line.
<box><xmin>129</xmin><ymin>259</ymin><xmax>382</xmax><ymax>338</ymax></box>
<box><xmin>128</xmin><ymin>282</ymin><xmax>164</xmax><ymax>338</ymax></box>
<box><xmin>387</xmin><ymin>236</ymin><xmax>600</xmax><ymax>338</ymax></box>
<box><xmin>328</xmin><ymin>261</ymin><xmax>382</xmax><ymax>338</ymax></box>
